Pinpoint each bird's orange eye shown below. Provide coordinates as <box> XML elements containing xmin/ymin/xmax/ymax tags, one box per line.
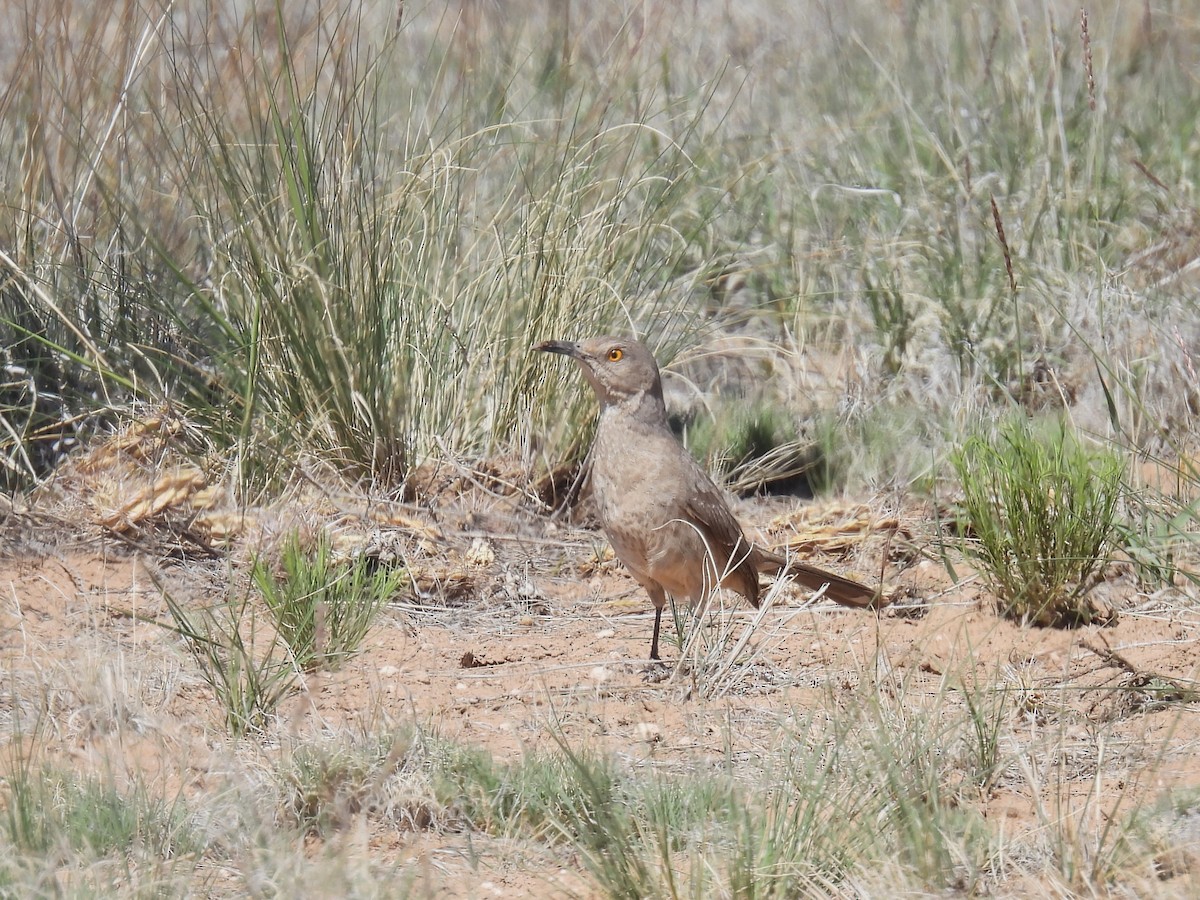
<box><xmin>607</xmin><ymin>347</ymin><xmax>624</xmax><ymax>361</ymax></box>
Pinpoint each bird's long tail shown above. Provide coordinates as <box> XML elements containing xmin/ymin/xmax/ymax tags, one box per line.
<box><xmin>754</xmin><ymin>548</ymin><xmax>885</xmax><ymax>609</ymax></box>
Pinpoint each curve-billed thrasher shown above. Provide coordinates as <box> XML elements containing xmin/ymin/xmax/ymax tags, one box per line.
<box><xmin>536</xmin><ymin>335</ymin><xmax>881</xmax><ymax>660</ymax></box>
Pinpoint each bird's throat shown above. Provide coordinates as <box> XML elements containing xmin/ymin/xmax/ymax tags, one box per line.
<box><xmin>601</xmin><ymin>388</ymin><xmax>668</xmax><ymax>428</ymax></box>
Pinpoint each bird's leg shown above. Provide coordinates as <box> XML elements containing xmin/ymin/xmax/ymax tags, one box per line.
<box><xmin>650</xmin><ymin>606</ymin><xmax>663</xmax><ymax>661</ymax></box>
<box><xmin>641</xmin><ymin>582</ymin><xmax>668</xmax><ymax>661</ymax></box>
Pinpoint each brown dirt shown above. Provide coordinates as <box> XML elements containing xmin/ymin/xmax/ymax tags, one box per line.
<box><xmin>3</xmin><ymin>440</ymin><xmax>1200</xmax><ymax>895</ymax></box>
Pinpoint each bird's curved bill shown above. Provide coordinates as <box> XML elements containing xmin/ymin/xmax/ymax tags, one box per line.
<box><xmin>533</xmin><ymin>340</ymin><xmax>580</xmax><ymax>357</ymax></box>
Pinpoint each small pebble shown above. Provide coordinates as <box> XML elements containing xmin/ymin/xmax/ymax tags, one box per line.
<box><xmin>634</xmin><ymin>722</ymin><xmax>662</xmax><ymax>743</ymax></box>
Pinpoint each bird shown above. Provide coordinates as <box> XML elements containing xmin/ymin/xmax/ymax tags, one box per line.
<box><xmin>535</xmin><ymin>335</ymin><xmax>882</xmax><ymax>660</ymax></box>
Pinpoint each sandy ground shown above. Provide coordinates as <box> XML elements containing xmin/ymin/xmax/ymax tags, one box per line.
<box><xmin>3</xmin><ymin>448</ymin><xmax>1200</xmax><ymax>895</ymax></box>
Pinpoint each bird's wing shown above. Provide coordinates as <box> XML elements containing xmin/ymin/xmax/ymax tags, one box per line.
<box><xmin>679</xmin><ymin>486</ymin><xmax>761</xmax><ymax>606</ymax></box>
<box><xmin>682</xmin><ymin>485</ymin><xmax>748</xmax><ymax>555</ymax></box>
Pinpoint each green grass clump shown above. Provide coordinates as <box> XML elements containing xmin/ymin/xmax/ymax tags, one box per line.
<box><xmin>0</xmin><ymin>2</ymin><xmax>730</xmax><ymax>495</ymax></box>
<box><xmin>2</xmin><ymin>763</ymin><xmax>199</xmax><ymax>861</ymax></box>
<box><xmin>429</xmin><ymin>740</ymin><xmax>597</xmax><ymax>843</ymax></box>
<box><xmin>159</xmin><ymin>577</ymin><xmax>300</xmax><ymax>738</ymax></box>
<box><xmin>684</xmin><ymin>400</ymin><xmax>811</xmax><ymax>494</ymax></box>
<box><xmin>279</xmin><ymin>732</ymin><xmax>422</xmax><ymax>836</ymax></box>
<box><xmin>694</xmin><ymin>401</ymin><xmax>793</xmax><ymax>468</ymax></box>
<box><xmin>951</xmin><ymin>418</ymin><xmax>1125</xmax><ymax>626</ymax></box>
<box><xmin>254</xmin><ymin>532</ymin><xmax>400</xmax><ymax>672</ymax></box>
<box><xmin>158</xmin><ymin>532</ymin><xmax>396</xmax><ymax>736</ymax></box>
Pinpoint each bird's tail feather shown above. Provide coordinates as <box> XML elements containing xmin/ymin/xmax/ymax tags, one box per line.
<box><xmin>754</xmin><ymin>548</ymin><xmax>885</xmax><ymax>609</ymax></box>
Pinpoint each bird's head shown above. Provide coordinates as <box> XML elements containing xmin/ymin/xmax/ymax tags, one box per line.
<box><xmin>534</xmin><ymin>335</ymin><xmax>664</xmax><ymax>409</ymax></box>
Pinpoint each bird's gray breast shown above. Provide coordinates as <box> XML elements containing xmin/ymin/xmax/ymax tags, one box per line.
<box><xmin>588</xmin><ymin>410</ymin><xmax>687</xmax><ymax>571</ymax></box>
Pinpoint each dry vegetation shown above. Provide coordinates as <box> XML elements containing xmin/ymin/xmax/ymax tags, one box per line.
<box><xmin>3</xmin><ymin>0</ymin><xmax>1200</xmax><ymax>896</ymax></box>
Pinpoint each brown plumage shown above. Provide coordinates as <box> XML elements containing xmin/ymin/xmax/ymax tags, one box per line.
<box><xmin>536</xmin><ymin>335</ymin><xmax>882</xmax><ymax>660</ymax></box>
